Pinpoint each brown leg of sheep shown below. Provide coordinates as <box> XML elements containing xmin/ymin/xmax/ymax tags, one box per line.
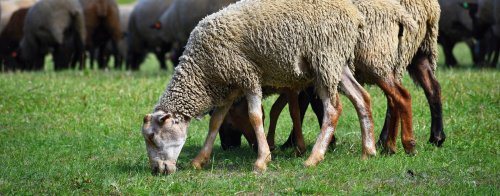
<box><xmin>407</xmin><ymin>54</ymin><xmax>445</xmax><ymax>146</ymax></box>
<box><xmin>304</xmin><ymin>93</ymin><xmax>342</xmax><ymax>167</ymax></box>
<box><xmin>286</xmin><ymin>89</ymin><xmax>306</xmax><ymax>156</ymax></box>
<box><xmin>191</xmin><ymin>104</ymin><xmax>232</xmax><ymax>169</ymax></box>
<box><xmin>377</xmin><ymin>80</ymin><xmax>416</xmax><ymax>155</ymax></box>
<box><xmin>267</xmin><ymin>94</ymin><xmax>287</xmax><ymax>151</ymax></box>
<box><xmin>247</xmin><ymin>93</ymin><xmax>271</xmax><ymax>173</ymax></box>
<box><xmin>339</xmin><ymin>66</ymin><xmax>376</xmax><ymax>159</ymax></box>
<box><xmin>379</xmin><ymin>95</ymin><xmax>400</xmax><ymax>154</ymax></box>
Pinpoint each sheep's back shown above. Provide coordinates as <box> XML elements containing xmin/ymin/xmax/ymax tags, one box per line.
<box><xmin>182</xmin><ymin>0</ymin><xmax>362</xmax><ymax>92</ymax></box>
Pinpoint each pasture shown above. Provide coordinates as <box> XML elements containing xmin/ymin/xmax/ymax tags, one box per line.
<box><xmin>0</xmin><ymin>32</ymin><xmax>499</xmax><ymax>195</ymax></box>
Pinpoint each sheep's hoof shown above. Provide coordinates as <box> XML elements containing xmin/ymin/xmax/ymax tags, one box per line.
<box><xmin>361</xmin><ymin>149</ymin><xmax>377</xmax><ymax>160</ymax></box>
<box><xmin>403</xmin><ymin>140</ymin><xmax>417</xmax><ymax>156</ymax></box>
<box><xmin>303</xmin><ymin>155</ymin><xmax>323</xmax><ymax>167</ymax></box>
<box><xmin>253</xmin><ymin>161</ymin><xmax>267</xmax><ymax>173</ymax></box>
<box><xmin>429</xmin><ymin>133</ymin><xmax>446</xmax><ymax>147</ymax></box>
<box><xmin>294</xmin><ymin>146</ymin><xmax>306</xmax><ymax>157</ymax></box>
<box><xmin>379</xmin><ymin>142</ymin><xmax>397</xmax><ymax>155</ymax></box>
<box><xmin>191</xmin><ymin>159</ymin><xmax>206</xmax><ymax>170</ymax></box>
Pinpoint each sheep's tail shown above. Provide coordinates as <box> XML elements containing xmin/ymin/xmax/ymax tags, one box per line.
<box><xmin>418</xmin><ymin>5</ymin><xmax>440</xmax><ymax>73</ymax></box>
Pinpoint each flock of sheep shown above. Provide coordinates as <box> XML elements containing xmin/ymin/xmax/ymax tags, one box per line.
<box><xmin>439</xmin><ymin>0</ymin><xmax>500</xmax><ymax>68</ymax></box>
<box><xmin>0</xmin><ymin>0</ymin><xmax>497</xmax><ymax>71</ymax></box>
<box><xmin>141</xmin><ymin>0</ymin><xmax>447</xmax><ymax>175</ymax></box>
<box><xmin>0</xmin><ymin>0</ymin><xmax>240</xmax><ymax>71</ymax></box>
<box><xmin>0</xmin><ymin>0</ymin><xmax>496</xmax><ymax>175</ymax></box>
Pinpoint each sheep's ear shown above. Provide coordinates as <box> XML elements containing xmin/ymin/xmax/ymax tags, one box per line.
<box><xmin>143</xmin><ymin>114</ymin><xmax>152</xmax><ymax>123</ymax></box>
<box><xmin>158</xmin><ymin>113</ymin><xmax>172</xmax><ymax>124</ymax></box>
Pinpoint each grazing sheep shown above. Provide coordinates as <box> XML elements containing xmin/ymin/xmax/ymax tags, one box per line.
<box><xmin>438</xmin><ymin>0</ymin><xmax>476</xmax><ymax>67</ymax></box>
<box><xmin>0</xmin><ymin>7</ymin><xmax>30</xmax><ymax>71</ymax></box>
<box><xmin>127</xmin><ymin>0</ymin><xmax>173</xmax><ymax>70</ymax></box>
<box><xmin>156</xmin><ymin>0</ymin><xmax>238</xmax><ymax>66</ymax></box>
<box><xmin>465</xmin><ymin>0</ymin><xmax>500</xmax><ymax>67</ymax></box>
<box><xmin>93</xmin><ymin>3</ymin><xmax>136</xmax><ymax>69</ymax></box>
<box><xmin>19</xmin><ymin>0</ymin><xmax>85</xmax><ymax>70</ymax></box>
<box><xmin>141</xmin><ymin>0</ymin><xmax>364</xmax><ymax>174</ymax></box>
<box><xmin>225</xmin><ymin>0</ymin><xmax>445</xmax><ymax>156</ymax></box>
<box><xmin>79</xmin><ymin>0</ymin><xmax>122</xmax><ymax>69</ymax></box>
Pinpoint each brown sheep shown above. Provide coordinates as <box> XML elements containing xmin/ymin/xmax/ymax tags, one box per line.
<box><xmin>79</xmin><ymin>0</ymin><xmax>122</xmax><ymax>69</ymax></box>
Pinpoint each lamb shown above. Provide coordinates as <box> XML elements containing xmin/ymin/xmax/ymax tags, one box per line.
<box><xmin>126</xmin><ymin>0</ymin><xmax>173</xmax><ymax>70</ymax></box>
<box><xmin>155</xmin><ymin>0</ymin><xmax>238</xmax><ymax>66</ymax></box>
<box><xmin>141</xmin><ymin>0</ymin><xmax>364</xmax><ymax>174</ymax></box>
<box><xmin>19</xmin><ymin>0</ymin><xmax>85</xmax><ymax>70</ymax></box>
<box><xmin>79</xmin><ymin>0</ymin><xmax>122</xmax><ymax>69</ymax></box>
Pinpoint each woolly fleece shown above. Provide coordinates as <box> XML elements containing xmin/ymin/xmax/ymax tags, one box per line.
<box><xmin>351</xmin><ymin>0</ymin><xmax>418</xmax><ymax>84</ymax></box>
<box><xmin>155</xmin><ymin>0</ymin><xmax>364</xmax><ymax>118</ymax></box>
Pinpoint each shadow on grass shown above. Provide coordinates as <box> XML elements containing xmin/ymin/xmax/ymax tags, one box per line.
<box><xmin>114</xmin><ymin>144</ymin><xmax>259</xmax><ymax>175</ymax></box>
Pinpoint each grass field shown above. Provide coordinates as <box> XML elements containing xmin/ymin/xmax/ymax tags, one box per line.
<box><xmin>1</xmin><ymin>29</ymin><xmax>499</xmax><ymax>195</ymax></box>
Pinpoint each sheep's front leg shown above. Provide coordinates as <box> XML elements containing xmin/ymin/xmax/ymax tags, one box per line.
<box><xmin>191</xmin><ymin>104</ymin><xmax>231</xmax><ymax>169</ymax></box>
<box><xmin>340</xmin><ymin>66</ymin><xmax>376</xmax><ymax>159</ymax></box>
<box><xmin>305</xmin><ymin>93</ymin><xmax>342</xmax><ymax>167</ymax></box>
<box><xmin>247</xmin><ymin>93</ymin><xmax>271</xmax><ymax>173</ymax></box>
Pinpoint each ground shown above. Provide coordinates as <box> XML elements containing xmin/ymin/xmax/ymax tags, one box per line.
<box><xmin>0</xmin><ymin>7</ymin><xmax>498</xmax><ymax>193</ymax></box>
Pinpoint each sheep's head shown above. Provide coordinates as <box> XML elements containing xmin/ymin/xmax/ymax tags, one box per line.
<box><xmin>142</xmin><ymin>111</ymin><xmax>189</xmax><ymax>175</ymax></box>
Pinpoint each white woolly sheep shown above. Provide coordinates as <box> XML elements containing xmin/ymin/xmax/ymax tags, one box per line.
<box><xmin>141</xmin><ymin>0</ymin><xmax>365</xmax><ymax>174</ymax></box>
<box><xmin>264</xmin><ymin>0</ymin><xmax>444</xmax><ymax>157</ymax></box>
<box><xmin>262</xmin><ymin>0</ymin><xmax>420</xmax><ymax>159</ymax></box>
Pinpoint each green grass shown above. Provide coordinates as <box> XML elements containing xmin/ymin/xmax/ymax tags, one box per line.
<box><xmin>0</xmin><ymin>44</ymin><xmax>499</xmax><ymax>194</ymax></box>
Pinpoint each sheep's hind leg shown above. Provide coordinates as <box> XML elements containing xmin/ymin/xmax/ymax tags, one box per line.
<box><xmin>377</xmin><ymin>80</ymin><xmax>416</xmax><ymax>155</ymax></box>
<box><xmin>267</xmin><ymin>94</ymin><xmax>287</xmax><ymax>151</ymax></box>
<box><xmin>304</xmin><ymin>93</ymin><xmax>342</xmax><ymax>167</ymax></box>
<box><xmin>247</xmin><ymin>93</ymin><xmax>271</xmax><ymax>173</ymax></box>
<box><xmin>377</xmin><ymin>82</ymin><xmax>401</xmax><ymax>154</ymax></box>
<box><xmin>191</xmin><ymin>104</ymin><xmax>232</xmax><ymax>169</ymax></box>
<box><xmin>286</xmin><ymin>89</ymin><xmax>306</xmax><ymax>156</ymax></box>
<box><xmin>340</xmin><ymin>66</ymin><xmax>376</xmax><ymax>159</ymax></box>
<box><xmin>408</xmin><ymin>54</ymin><xmax>445</xmax><ymax>146</ymax></box>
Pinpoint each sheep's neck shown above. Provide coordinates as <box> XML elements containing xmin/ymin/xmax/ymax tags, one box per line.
<box><xmin>156</xmin><ymin>66</ymin><xmax>212</xmax><ymax>118</ymax></box>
